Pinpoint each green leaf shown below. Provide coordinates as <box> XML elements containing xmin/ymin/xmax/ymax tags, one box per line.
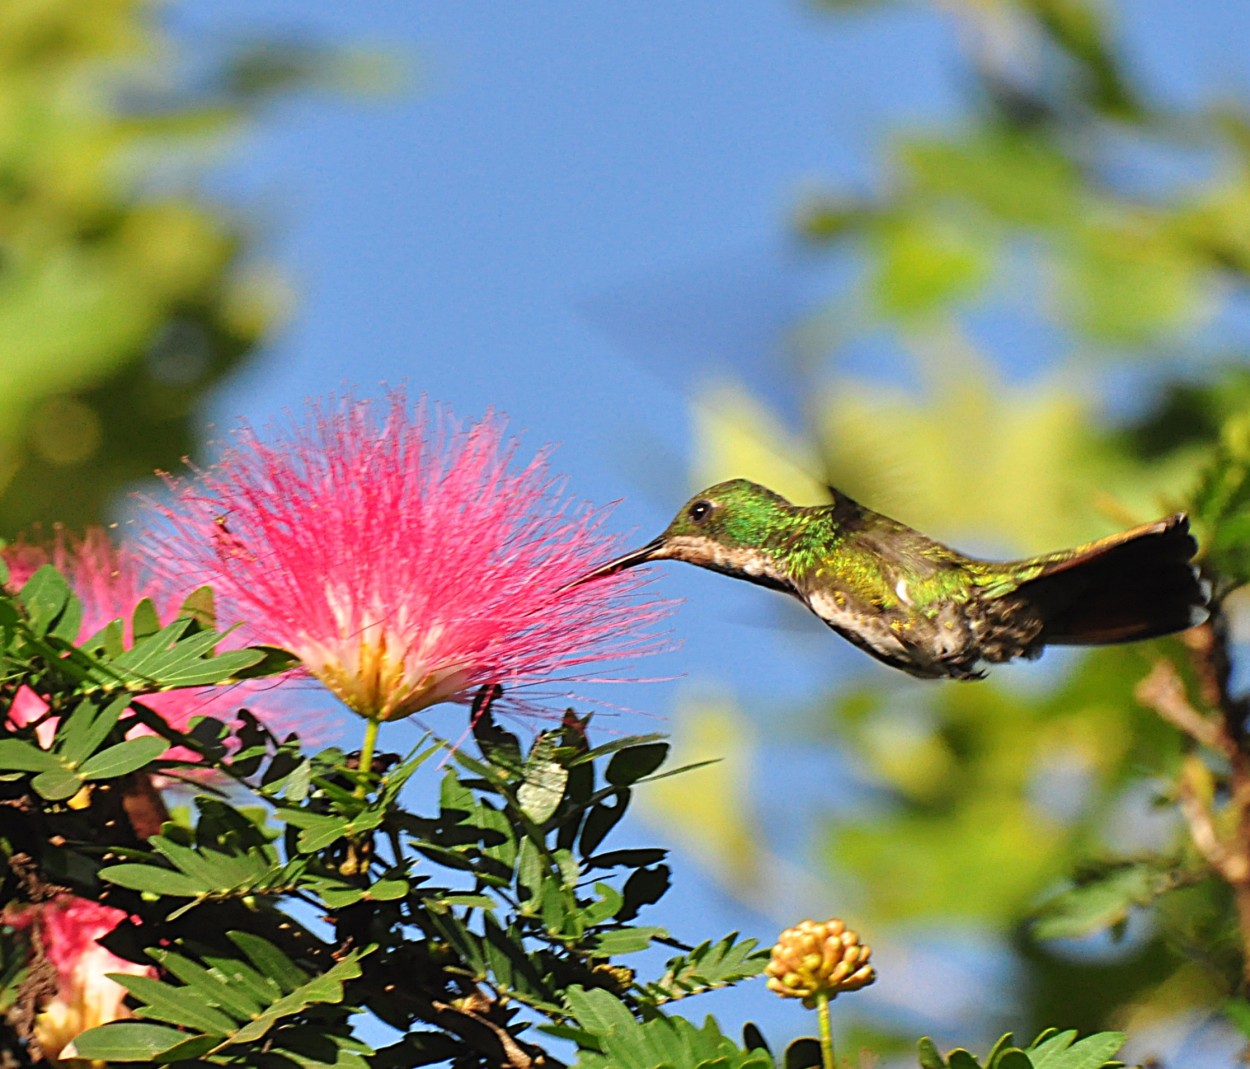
<box><xmin>948</xmin><ymin>1052</ymin><xmax>984</xmax><ymax>1069</ymax></box>
<box><xmin>570</xmin><ymin>732</ymin><xmax>668</xmax><ymax>765</ymax></box>
<box><xmin>375</xmin><ymin>735</ymin><xmax>439</xmax><ymax>806</ymax></box>
<box><xmin>1028</xmin><ymin>1030</ymin><xmax>1126</xmax><ymax>1069</ymax></box>
<box><xmin>784</xmin><ymin>1038</ymin><xmax>824</xmax><ymax>1069</ymax></box>
<box><xmin>230</xmin><ymin>644</ymin><xmax>300</xmax><ymax>679</ymax></box>
<box><xmin>97</xmin><ymin>938</ymin><xmax>367</xmax><ymax>1063</ymax></box>
<box><xmin>515</xmin><ymin>836</ymin><xmax>545</xmax><ymax>907</ymax></box>
<box><xmin>144</xmin><ymin>831</ymin><xmax>278</xmax><ymax>903</ymax></box>
<box><xmin>643</xmin><ymin>932</ymin><xmax>769</xmax><ymax>1004</ymax></box>
<box><xmin>178</xmin><ymin>586</ymin><xmax>217</xmax><ymax>629</ymax></box>
<box><xmin>579</xmin><ymin>791</ymin><xmax>630</xmax><ymax>858</ymax></box>
<box><xmin>51</xmin><ymin>593</ymin><xmax>84</xmax><ymax>642</ymax></box>
<box><xmin>367</xmin><ymin>876</ymin><xmax>409</xmax><ymax>901</ymax></box>
<box><xmin>20</xmin><ymin>565</ymin><xmax>73</xmax><ymax>637</ymax></box>
<box><xmin>618</xmin><ymin>862</ymin><xmax>671</xmax><ymax>922</ymax></box>
<box><xmin>870</xmin><ymin>211</ymin><xmax>991</xmax><ymax>317</ymax></box>
<box><xmin>108</xmin><ymin>619</ymin><xmax>194</xmax><ymax>676</ymax></box>
<box><xmin>31</xmin><ymin>767</ymin><xmax>85</xmax><ymax>801</ymax></box>
<box><xmin>918</xmin><ymin>1036</ymin><xmax>948</xmax><ymax>1069</ymax></box>
<box><xmin>606</xmin><ymin>742</ymin><xmax>669</xmax><ymax>787</ymax></box>
<box><xmin>518</xmin><ymin>731</ymin><xmax>569</xmax><ymax>822</ymax></box>
<box><xmin>1030</xmin><ymin>859</ymin><xmax>1175</xmax><ymax>941</ymax></box>
<box><xmin>581</xmin><ymin>881</ymin><xmax>624</xmax><ymax>927</ymax></box>
<box><xmin>151</xmin><ymin>648</ymin><xmax>269</xmax><ymax>689</ymax></box>
<box><xmin>563</xmin><ymin>986</ymin><xmax>770</xmax><ymax>1068</ymax></box>
<box><xmin>984</xmin><ymin>1034</ymin><xmax>1015</xmax><ymax>1067</ymax></box>
<box><xmin>267</xmin><ymin>1030</ymin><xmax>374</xmax><ymax>1068</ymax></box>
<box><xmin>564</xmin><ymin>985</ymin><xmax>640</xmax><ymax>1037</ymax></box>
<box><xmin>99</xmin><ymin>863</ymin><xmax>205</xmax><ymax>897</ymax></box>
<box><xmin>59</xmin><ymin>695</ymin><xmax>129</xmax><ymax>765</ymax></box>
<box><xmin>229</xmin><ymin>948</ymin><xmax>362</xmax><ymax>1045</ymax></box>
<box><xmin>438</xmin><ymin>893</ymin><xmax>495</xmax><ymax>909</ymax></box>
<box><xmin>472</xmin><ymin>701</ymin><xmax>523</xmax><ymax>772</ymax></box>
<box><xmin>149</xmin><ymin>837</ymin><xmax>234</xmax><ymax>891</ymax></box>
<box><xmin>264</xmin><ymin>754</ymin><xmax>313</xmax><ymax>801</ymax></box>
<box><xmin>113</xmin><ymin>974</ymin><xmax>236</xmax><ymax>1035</ymax></box>
<box><xmin>79</xmin><ymin>735</ymin><xmax>167</xmax><ymax>779</ymax></box>
<box><xmin>132</xmin><ymin>598</ymin><xmax>162</xmax><ymax>642</ymax></box>
<box><xmin>75</xmin><ymin>950</ymin><xmax>365</xmax><ymax>1065</ymax></box>
<box><xmin>98</xmin><ymin>619</ymin><xmax>268</xmax><ymax>691</ymax></box>
<box><xmin>318</xmin><ymin>884</ymin><xmax>366</xmax><ymax>908</ymax></box>
<box><xmin>68</xmin><ymin>1021</ymin><xmax>196</xmax><ymax>1061</ymax></box>
<box><xmin>282</xmin><ymin>806</ymin><xmax>381</xmax><ymax>853</ymax></box>
<box><xmin>83</xmin><ymin>618</ymin><xmax>126</xmax><ymax>660</ymax></box>
<box><xmin>229</xmin><ymin>930</ymin><xmax>308</xmax><ymax>992</ymax></box>
<box><xmin>439</xmin><ymin>766</ymin><xmax>475</xmax><ymax>812</ymax></box>
<box><xmin>590</xmin><ymin>926</ymin><xmax>665</xmax><ymax>956</ymax></box>
<box><xmin>155</xmin><ymin>949</ymin><xmax>265</xmax><ymax>1019</ymax></box>
<box><xmin>0</xmin><ymin>738</ymin><xmax>61</xmax><ymax>773</ymax></box>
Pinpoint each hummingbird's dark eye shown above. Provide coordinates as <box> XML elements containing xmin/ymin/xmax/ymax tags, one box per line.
<box><xmin>688</xmin><ymin>500</ymin><xmax>713</xmax><ymax>524</ymax></box>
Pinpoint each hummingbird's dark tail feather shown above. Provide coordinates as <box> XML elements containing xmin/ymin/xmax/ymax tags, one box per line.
<box><xmin>1013</xmin><ymin>513</ymin><xmax>1208</xmax><ymax>646</ymax></box>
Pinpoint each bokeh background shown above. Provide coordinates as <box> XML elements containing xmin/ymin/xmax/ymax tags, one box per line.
<box><xmin>5</xmin><ymin>1</ymin><xmax>1250</xmax><ymax>1064</ymax></box>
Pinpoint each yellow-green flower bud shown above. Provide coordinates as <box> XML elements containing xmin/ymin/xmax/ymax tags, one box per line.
<box><xmin>591</xmin><ymin>962</ymin><xmax>636</xmax><ymax>994</ymax></box>
<box><xmin>765</xmin><ymin>918</ymin><xmax>876</xmax><ymax>1008</ymax></box>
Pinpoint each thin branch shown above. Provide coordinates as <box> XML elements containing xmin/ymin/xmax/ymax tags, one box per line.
<box><xmin>1184</xmin><ymin>611</ymin><xmax>1246</xmax><ymax>745</ymax></box>
<box><xmin>431</xmin><ymin>993</ymin><xmax>549</xmax><ymax>1068</ymax></box>
<box><xmin>1135</xmin><ymin>659</ymin><xmax>1227</xmax><ymax>755</ymax></box>
<box><xmin>1138</xmin><ymin>608</ymin><xmax>1250</xmax><ymax>992</ymax></box>
<box><xmin>1175</xmin><ymin>754</ymin><xmax>1242</xmax><ymax>881</ymax></box>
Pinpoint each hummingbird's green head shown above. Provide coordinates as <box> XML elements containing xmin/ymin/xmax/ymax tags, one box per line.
<box><xmin>659</xmin><ymin>479</ymin><xmax>794</xmax><ymax>549</ymax></box>
<box><xmin>574</xmin><ymin>479</ymin><xmax>796</xmax><ymax>584</ymax></box>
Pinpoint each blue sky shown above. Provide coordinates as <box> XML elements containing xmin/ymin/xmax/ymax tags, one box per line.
<box><xmin>170</xmin><ymin>0</ymin><xmax>968</xmax><ymax>729</ymax></box>
<box><xmin>163</xmin><ymin>1</ymin><xmax>1250</xmax><ymax>1059</ymax></box>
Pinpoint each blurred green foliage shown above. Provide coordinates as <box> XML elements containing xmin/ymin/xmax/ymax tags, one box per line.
<box><xmin>652</xmin><ymin>0</ymin><xmax>1250</xmax><ymax>1059</ymax></box>
<box><xmin>0</xmin><ymin>0</ymin><xmax>371</xmax><ymax>536</ymax></box>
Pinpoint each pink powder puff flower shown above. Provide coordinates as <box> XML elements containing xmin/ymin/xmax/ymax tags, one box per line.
<box><xmin>4</xmin><ymin>897</ymin><xmax>153</xmax><ymax>1063</ymax></box>
<box><xmin>137</xmin><ymin>391</ymin><xmax>669</xmax><ymax>727</ymax></box>
<box><xmin>2</xmin><ymin>528</ymin><xmax>293</xmax><ymax>761</ymax></box>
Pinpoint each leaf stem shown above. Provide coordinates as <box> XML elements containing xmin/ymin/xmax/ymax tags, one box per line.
<box><xmin>356</xmin><ymin>716</ymin><xmax>381</xmax><ymax>799</ymax></box>
<box><xmin>817</xmin><ymin>991</ymin><xmax>835</xmax><ymax>1069</ymax></box>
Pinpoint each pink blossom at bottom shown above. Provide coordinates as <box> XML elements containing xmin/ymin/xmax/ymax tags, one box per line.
<box><xmin>138</xmin><ymin>391</ymin><xmax>671</xmax><ymax>723</ymax></box>
<box><xmin>4</xmin><ymin>897</ymin><xmax>153</xmax><ymax>1063</ymax></box>
<box><xmin>9</xmin><ymin>686</ymin><xmax>57</xmax><ymax>747</ymax></box>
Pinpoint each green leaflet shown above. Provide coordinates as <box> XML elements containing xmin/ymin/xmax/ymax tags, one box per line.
<box><xmin>71</xmin><ymin>935</ymin><xmax>368</xmax><ymax>1066</ymax></box>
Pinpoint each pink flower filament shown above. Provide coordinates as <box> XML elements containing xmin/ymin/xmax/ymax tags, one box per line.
<box><xmin>142</xmin><ymin>392</ymin><xmax>670</xmax><ymax>722</ymax></box>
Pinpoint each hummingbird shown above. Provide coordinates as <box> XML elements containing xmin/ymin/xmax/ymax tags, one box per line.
<box><xmin>577</xmin><ymin>479</ymin><xmax>1208</xmax><ymax>680</ymax></box>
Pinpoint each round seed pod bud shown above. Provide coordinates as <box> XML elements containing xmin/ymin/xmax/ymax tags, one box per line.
<box><xmin>765</xmin><ymin>918</ymin><xmax>876</xmax><ymax>1008</ymax></box>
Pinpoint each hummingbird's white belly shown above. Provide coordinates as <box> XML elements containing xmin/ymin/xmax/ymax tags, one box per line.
<box><xmin>805</xmin><ymin>588</ymin><xmax>909</xmax><ymax>661</ymax></box>
<box><xmin>805</xmin><ymin>587</ymin><xmax>981</xmax><ymax>679</ymax></box>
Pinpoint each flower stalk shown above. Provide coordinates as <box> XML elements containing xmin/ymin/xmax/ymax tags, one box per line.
<box><xmin>816</xmin><ymin>990</ymin><xmax>835</xmax><ymax>1069</ymax></box>
<box><xmin>356</xmin><ymin>716</ymin><xmax>381</xmax><ymax>800</ymax></box>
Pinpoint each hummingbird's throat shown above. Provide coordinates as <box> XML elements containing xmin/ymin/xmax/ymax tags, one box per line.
<box><xmin>662</xmin><ymin>535</ymin><xmax>788</xmax><ymax>588</ymax></box>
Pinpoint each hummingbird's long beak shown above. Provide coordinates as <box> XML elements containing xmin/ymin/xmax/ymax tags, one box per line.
<box><xmin>563</xmin><ymin>536</ymin><xmax>667</xmax><ymax>589</ymax></box>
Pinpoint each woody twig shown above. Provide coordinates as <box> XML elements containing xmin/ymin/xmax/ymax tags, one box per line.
<box><xmin>1137</xmin><ymin>608</ymin><xmax>1250</xmax><ymax>990</ymax></box>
